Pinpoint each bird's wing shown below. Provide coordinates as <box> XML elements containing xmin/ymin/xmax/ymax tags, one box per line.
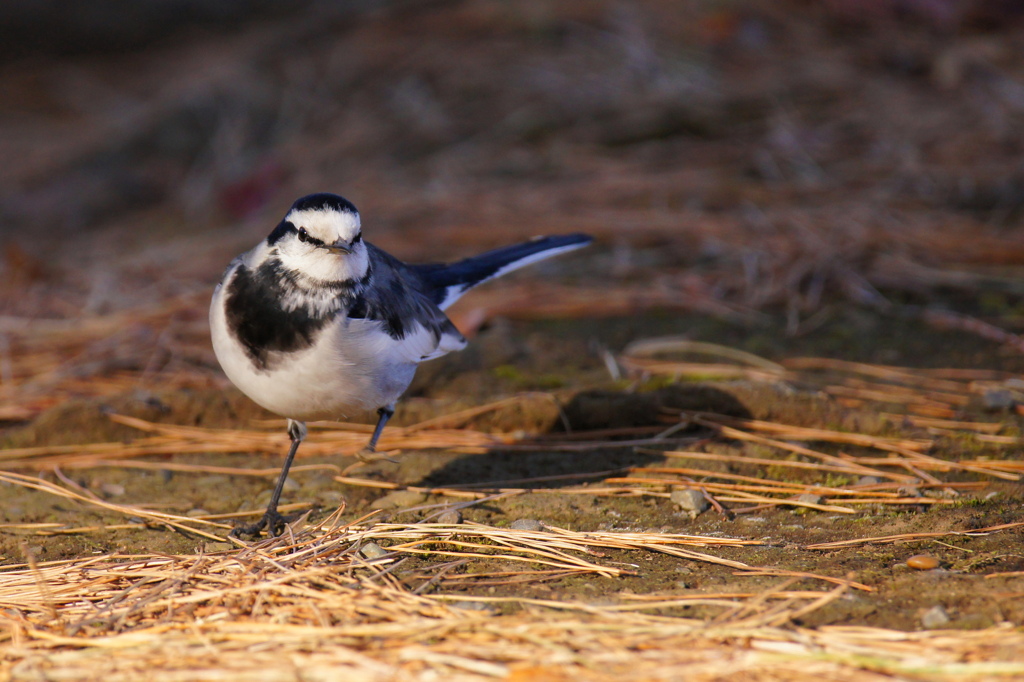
<box><xmin>348</xmin><ymin>244</ymin><xmax>466</xmax><ymax>363</ymax></box>
<box><xmin>410</xmin><ymin>233</ymin><xmax>592</xmax><ymax>310</ymax></box>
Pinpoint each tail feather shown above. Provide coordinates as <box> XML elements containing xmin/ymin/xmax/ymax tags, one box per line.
<box><xmin>413</xmin><ymin>234</ymin><xmax>592</xmax><ymax>310</ymax></box>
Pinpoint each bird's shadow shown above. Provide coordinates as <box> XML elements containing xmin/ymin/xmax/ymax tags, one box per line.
<box><xmin>414</xmin><ymin>385</ymin><xmax>752</xmax><ymax>490</ymax></box>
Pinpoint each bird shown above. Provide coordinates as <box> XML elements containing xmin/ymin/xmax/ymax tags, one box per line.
<box><xmin>210</xmin><ymin>192</ymin><xmax>592</xmax><ymax>537</ymax></box>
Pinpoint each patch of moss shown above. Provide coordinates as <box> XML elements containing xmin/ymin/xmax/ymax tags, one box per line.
<box><xmin>492</xmin><ymin>364</ymin><xmax>524</xmax><ymax>381</ymax></box>
<box><xmin>823</xmin><ymin>474</ymin><xmax>856</xmax><ymax>488</ymax></box>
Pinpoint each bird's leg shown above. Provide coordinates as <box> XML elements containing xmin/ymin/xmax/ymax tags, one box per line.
<box><xmin>356</xmin><ymin>405</ymin><xmax>395</xmax><ymax>462</ymax></box>
<box><xmin>366</xmin><ymin>405</ymin><xmax>394</xmax><ymax>451</ymax></box>
<box><xmin>232</xmin><ymin>419</ymin><xmax>307</xmax><ymax>538</ymax></box>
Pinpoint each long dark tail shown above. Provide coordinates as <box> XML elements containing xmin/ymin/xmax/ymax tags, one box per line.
<box><xmin>413</xmin><ymin>234</ymin><xmax>592</xmax><ymax>310</ymax></box>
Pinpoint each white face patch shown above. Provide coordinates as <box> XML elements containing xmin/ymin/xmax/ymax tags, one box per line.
<box><xmin>274</xmin><ymin>207</ymin><xmax>369</xmax><ymax>286</ymax></box>
<box><xmin>285</xmin><ymin>207</ymin><xmax>361</xmax><ymax>244</ymax></box>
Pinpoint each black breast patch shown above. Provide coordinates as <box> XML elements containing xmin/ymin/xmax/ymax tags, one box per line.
<box><xmin>224</xmin><ymin>262</ymin><xmax>336</xmax><ymax>371</ymax></box>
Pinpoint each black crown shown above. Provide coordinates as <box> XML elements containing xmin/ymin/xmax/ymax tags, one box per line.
<box><xmin>290</xmin><ymin>193</ymin><xmax>358</xmax><ymax>215</ymax></box>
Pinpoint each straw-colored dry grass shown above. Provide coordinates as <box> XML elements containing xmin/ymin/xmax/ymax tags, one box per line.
<box><xmin>3</xmin><ymin>337</ymin><xmax>1024</xmax><ymax>679</ymax></box>
<box><xmin>4</xmin><ymin>312</ymin><xmax>1024</xmax><ymax>678</ymax></box>
<box><xmin>2</xmin><ymin>501</ymin><xmax>1022</xmax><ymax>682</ymax></box>
<box><xmin>2</xmin><ymin>550</ymin><xmax>1023</xmax><ymax>680</ymax></box>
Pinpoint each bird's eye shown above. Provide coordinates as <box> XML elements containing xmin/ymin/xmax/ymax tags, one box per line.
<box><xmin>297</xmin><ymin>227</ymin><xmax>309</xmax><ymax>243</ymax></box>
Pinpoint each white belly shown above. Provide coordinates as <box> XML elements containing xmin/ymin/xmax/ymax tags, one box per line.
<box><xmin>210</xmin><ymin>286</ymin><xmax>418</xmax><ymax>421</ymax></box>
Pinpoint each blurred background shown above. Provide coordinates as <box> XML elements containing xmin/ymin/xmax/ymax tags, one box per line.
<box><xmin>2</xmin><ymin>0</ymin><xmax>1024</xmax><ymax>420</ymax></box>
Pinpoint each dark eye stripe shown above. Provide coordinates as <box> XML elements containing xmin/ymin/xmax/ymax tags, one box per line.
<box><xmin>297</xmin><ymin>228</ymin><xmax>326</xmax><ymax>247</ymax></box>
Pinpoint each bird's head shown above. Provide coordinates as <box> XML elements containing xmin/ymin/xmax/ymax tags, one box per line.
<box><xmin>267</xmin><ymin>193</ymin><xmax>368</xmax><ymax>282</ymax></box>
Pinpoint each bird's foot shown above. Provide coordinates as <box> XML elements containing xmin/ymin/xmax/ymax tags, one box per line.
<box><xmin>230</xmin><ymin>509</ymin><xmax>292</xmax><ymax>539</ymax></box>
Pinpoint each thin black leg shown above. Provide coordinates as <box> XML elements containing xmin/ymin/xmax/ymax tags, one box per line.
<box><xmin>232</xmin><ymin>419</ymin><xmax>307</xmax><ymax>538</ymax></box>
<box><xmin>355</xmin><ymin>405</ymin><xmax>395</xmax><ymax>463</ymax></box>
<box><xmin>366</xmin><ymin>405</ymin><xmax>395</xmax><ymax>451</ymax></box>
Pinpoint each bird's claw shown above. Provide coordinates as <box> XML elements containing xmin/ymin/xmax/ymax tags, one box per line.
<box><xmin>230</xmin><ymin>509</ymin><xmax>291</xmax><ymax>539</ymax></box>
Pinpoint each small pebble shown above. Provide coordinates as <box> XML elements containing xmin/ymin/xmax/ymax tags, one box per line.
<box><xmin>186</xmin><ymin>509</ymin><xmax>211</xmax><ymax>518</ymax></box>
<box><xmin>907</xmin><ymin>554</ymin><xmax>939</xmax><ymax>570</ymax></box>
<box><xmin>509</xmin><ymin>519</ymin><xmax>545</xmax><ymax>531</ymax></box>
<box><xmin>795</xmin><ymin>494</ymin><xmax>824</xmax><ymax>506</ymax></box>
<box><xmin>359</xmin><ymin>542</ymin><xmax>389</xmax><ymax>560</ymax></box>
<box><xmin>281</xmin><ymin>476</ymin><xmax>301</xmax><ymax>492</ymax></box>
<box><xmin>197</xmin><ymin>475</ymin><xmax>229</xmax><ymax>488</ymax></box>
<box><xmin>317</xmin><ymin>490</ymin><xmax>346</xmax><ymax>504</ymax></box>
<box><xmin>451</xmin><ymin>601</ymin><xmax>493</xmax><ymax>612</ymax></box>
<box><xmin>370</xmin><ymin>490</ymin><xmax>426</xmax><ymax>510</ymax></box>
<box><xmin>856</xmin><ymin>476</ymin><xmax>882</xmax><ymax>486</ymax></box>
<box><xmin>436</xmin><ymin>509</ymin><xmax>462</xmax><ymax>524</ymax></box>
<box><xmin>205</xmin><ymin>542</ymin><xmax>235</xmax><ymax>553</ymax></box>
<box><xmin>982</xmin><ymin>389</ymin><xmax>1014</xmax><ymax>410</ymax></box>
<box><xmin>921</xmin><ymin>604</ymin><xmax>950</xmax><ymax>629</ymax></box>
<box><xmin>671</xmin><ymin>489</ymin><xmax>710</xmax><ymax>516</ymax></box>
<box><xmin>99</xmin><ymin>482</ymin><xmax>125</xmax><ymax>497</ymax></box>
<box><xmin>898</xmin><ymin>486</ymin><xmax>922</xmax><ymax>498</ymax></box>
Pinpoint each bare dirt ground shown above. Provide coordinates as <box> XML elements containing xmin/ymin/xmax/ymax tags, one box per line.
<box><xmin>2</xmin><ymin>1</ymin><xmax>1024</xmax><ymax>679</ymax></box>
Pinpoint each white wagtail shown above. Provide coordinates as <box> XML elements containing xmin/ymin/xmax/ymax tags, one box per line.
<box><xmin>210</xmin><ymin>192</ymin><xmax>592</xmax><ymax>536</ymax></box>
